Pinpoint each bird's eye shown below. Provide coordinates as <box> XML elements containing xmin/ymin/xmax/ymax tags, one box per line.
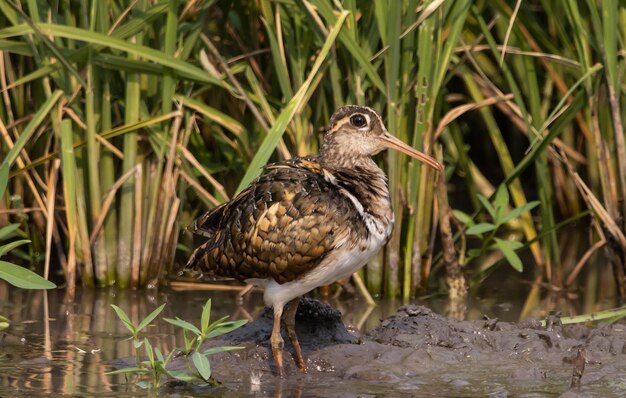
<box><xmin>350</xmin><ymin>114</ymin><xmax>367</xmax><ymax>127</ymax></box>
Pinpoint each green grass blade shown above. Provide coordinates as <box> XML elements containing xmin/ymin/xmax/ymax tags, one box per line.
<box><xmin>504</xmin><ymin>90</ymin><xmax>587</xmax><ymax>185</ymax></box>
<box><xmin>0</xmin><ymin>23</ymin><xmax>225</xmax><ymax>88</ymax></box>
<box><xmin>260</xmin><ymin>17</ymin><xmax>293</xmax><ymax>99</ymax></box>
<box><xmin>0</xmin><ymin>163</ymin><xmax>8</xmax><ymax>200</ymax></box>
<box><xmin>308</xmin><ymin>1</ymin><xmax>385</xmax><ymax>93</ymax></box>
<box><xmin>7</xmin><ymin>2</ymin><xmax>86</xmax><ymax>87</ymax></box>
<box><xmin>541</xmin><ymin>306</ymin><xmax>626</xmax><ymax>326</ymax></box>
<box><xmin>236</xmin><ymin>10</ymin><xmax>349</xmax><ymax>192</ymax></box>
<box><xmin>1</xmin><ymin>90</ymin><xmax>63</xmax><ymax>169</ymax></box>
<box><xmin>175</xmin><ymin>96</ymin><xmax>244</xmax><ymax>136</ymax></box>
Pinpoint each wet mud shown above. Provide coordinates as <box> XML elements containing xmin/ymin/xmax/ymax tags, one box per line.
<box><xmin>167</xmin><ymin>298</ymin><xmax>626</xmax><ymax>396</ymax></box>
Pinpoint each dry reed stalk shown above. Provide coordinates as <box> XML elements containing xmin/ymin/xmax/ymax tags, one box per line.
<box><xmin>131</xmin><ymin>163</ymin><xmax>143</xmax><ymax>288</ymax></box>
<box><xmin>44</xmin><ymin>159</ymin><xmax>60</xmax><ymax>280</ymax></box>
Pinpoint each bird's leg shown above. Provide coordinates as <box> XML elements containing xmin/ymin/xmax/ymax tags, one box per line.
<box><xmin>236</xmin><ymin>283</ymin><xmax>254</xmax><ymax>303</ymax></box>
<box><xmin>271</xmin><ymin>304</ymin><xmax>285</xmax><ymax>377</ymax></box>
<box><xmin>284</xmin><ymin>297</ymin><xmax>307</xmax><ymax>373</ymax></box>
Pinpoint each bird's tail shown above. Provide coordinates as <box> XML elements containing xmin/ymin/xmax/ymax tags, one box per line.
<box><xmin>181</xmin><ymin>241</ymin><xmax>212</xmax><ymax>278</ymax></box>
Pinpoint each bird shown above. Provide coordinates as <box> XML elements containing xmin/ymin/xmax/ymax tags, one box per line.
<box><xmin>185</xmin><ymin>105</ymin><xmax>443</xmax><ymax>376</ymax></box>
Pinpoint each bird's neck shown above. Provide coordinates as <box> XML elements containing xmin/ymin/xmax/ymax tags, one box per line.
<box><xmin>318</xmin><ymin>152</ymin><xmax>393</xmax><ymax>227</ymax></box>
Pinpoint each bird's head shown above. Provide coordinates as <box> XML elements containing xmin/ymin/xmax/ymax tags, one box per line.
<box><xmin>321</xmin><ymin>105</ymin><xmax>443</xmax><ymax>171</ymax></box>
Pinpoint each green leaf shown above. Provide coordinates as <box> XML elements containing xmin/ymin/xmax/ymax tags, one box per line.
<box><xmin>163</xmin><ymin>317</ymin><xmax>202</xmax><ymax>336</ymax></box>
<box><xmin>192</xmin><ymin>351</ymin><xmax>211</xmax><ymax>381</ymax></box>
<box><xmin>467</xmin><ymin>248</ymin><xmax>482</xmax><ymax>259</ymax></box>
<box><xmin>144</xmin><ymin>338</ymin><xmax>154</xmax><ymax>364</ymax></box>
<box><xmin>154</xmin><ymin>347</ymin><xmax>165</xmax><ymax>363</ymax></box>
<box><xmin>493</xmin><ymin>238</ymin><xmax>523</xmax><ymax>272</ymax></box>
<box><xmin>136</xmin><ymin>381</ymin><xmax>151</xmax><ymax>389</ymax></box>
<box><xmin>493</xmin><ymin>185</ymin><xmax>509</xmax><ymax>223</ymax></box>
<box><xmin>0</xmin><ymin>239</ymin><xmax>31</xmax><ymax>257</ymax></box>
<box><xmin>110</xmin><ymin>304</ymin><xmax>137</xmax><ymax>335</ymax></box>
<box><xmin>205</xmin><ymin>320</ymin><xmax>248</xmax><ymax>339</ymax></box>
<box><xmin>204</xmin><ymin>315</ymin><xmax>230</xmax><ymax>332</ymax></box>
<box><xmin>136</xmin><ymin>303</ymin><xmax>166</xmax><ymax>332</ymax></box>
<box><xmin>183</xmin><ymin>329</ymin><xmax>195</xmax><ymax>353</ymax></box>
<box><xmin>202</xmin><ymin>346</ymin><xmax>245</xmax><ymax>356</ymax></box>
<box><xmin>164</xmin><ymin>348</ymin><xmax>176</xmax><ymax>365</ymax></box>
<box><xmin>167</xmin><ymin>370</ymin><xmax>195</xmax><ymax>382</ymax></box>
<box><xmin>492</xmin><ymin>240</ymin><xmax>523</xmax><ymax>250</ymax></box>
<box><xmin>0</xmin><ymin>314</ymin><xmax>10</xmax><ymax>331</ymax></box>
<box><xmin>452</xmin><ymin>210</ymin><xmax>474</xmax><ymax>226</ymax></box>
<box><xmin>0</xmin><ymin>223</ymin><xmax>21</xmax><ymax>240</ymax></box>
<box><xmin>0</xmin><ymin>261</ymin><xmax>56</xmax><ymax>289</ymax></box>
<box><xmin>493</xmin><ymin>185</ymin><xmax>509</xmax><ymax>209</ymax></box>
<box><xmin>106</xmin><ymin>367</ymin><xmax>149</xmax><ymax>375</ymax></box>
<box><xmin>477</xmin><ymin>194</ymin><xmax>496</xmax><ymax>219</ymax></box>
<box><xmin>0</xmin><ymin>163</ymin><xmax>8</xmax><ymax>200</ymax></box>
<box><xmin>499</xmin><ymin>201</ymin><xmax>540</xmax><ymax>225</ymax></box>
<box><xmin>200</xmin><ymin>299</ymin><xmax>211</xmax><ymax>333</ymax></box>
<box><xmin>465</xmin><ymin>223</ymin><xmax>497</xmax><ymax>235</ymax></box>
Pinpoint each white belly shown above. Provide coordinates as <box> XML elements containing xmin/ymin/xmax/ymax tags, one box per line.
<box><xmin>254</xmin><ymin>222</ymin><xmax>391</xmax><ymax>309</ymax></box>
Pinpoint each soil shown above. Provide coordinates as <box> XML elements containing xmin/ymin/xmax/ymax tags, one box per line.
<box><xmin>164</xmin><ymin>298</ymin><xmax>626</xmax><ymax>397</ymax></box>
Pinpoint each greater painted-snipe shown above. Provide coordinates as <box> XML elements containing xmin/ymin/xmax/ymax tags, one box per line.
<box><xmin>185</xmin><ymin>105</ymin><xmax>443</xmax><ymax>376</ymax></box>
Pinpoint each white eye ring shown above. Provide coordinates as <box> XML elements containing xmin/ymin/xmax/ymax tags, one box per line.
<box><xmin>350</xmin><ymin>114</ymin><xmax>367</xmax><ymax>127</ymax></box>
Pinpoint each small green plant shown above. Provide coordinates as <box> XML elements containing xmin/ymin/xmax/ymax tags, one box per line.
<box><xmin>110</xmin><ymin>303</ymin><xmax>166</xmax><ymax>365</ymax></box>
<box><xmin>454</xmin><ymin>185</ymin><xmax>540</xmax><ymax>272</ymax></box>
<box><xmin>163</xmin><ymin>298</ymin><xmax>248</xmax><ymax>356</ymax></box>
<box><xmin>108</xmin><ymin>299</ymin><xmax>246</xmax><ymax>390</ymax></box>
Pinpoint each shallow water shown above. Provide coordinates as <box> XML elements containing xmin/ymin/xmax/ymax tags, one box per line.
<box><xmin>0</xmin><ymin>279</ymin><xmax>622</xmax><ymax>397</ymax></box>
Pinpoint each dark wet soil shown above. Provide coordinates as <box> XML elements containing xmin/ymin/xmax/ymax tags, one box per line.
<box><xmin>158</xmin><ymin>298</ymin><xmax>626</xmax><ymax>396</ymax></box>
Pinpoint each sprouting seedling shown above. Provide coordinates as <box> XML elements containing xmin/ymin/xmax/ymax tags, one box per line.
<box><xmin>108</xmin><ymin>299</ymin><xmax>247</xmax><ymax>389</ymax></box>
<box><xmin>164</xmin><ymin>299</ymin><xmax>247</xmax><ymax>381</ymax></box>
<box><xmin>107</xmin><ymin>336</ymin><xmax>179</xmax><ymax>390</ymax></box>
<box><xmin>110</xmin><ymin>303</ymin><xmax>166</xmax><ymax>364</ymax></box>
<box><xmin>164</xmin><ymin>299</ymin><xmax>247</xmax><ymax>355</ymax></box>
<box><xmin>454</xmin><ymin>184</ymin><xmax>539</xmax><ymax>272</ymax></box>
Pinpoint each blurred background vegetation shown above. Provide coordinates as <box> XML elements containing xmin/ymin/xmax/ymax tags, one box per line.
<box><xmin>0</xmin><ymin>0</ymin><xmax>624</xmax><ymax>312</ymax></box>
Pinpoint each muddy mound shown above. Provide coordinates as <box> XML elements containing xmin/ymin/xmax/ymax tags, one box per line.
<box><xmin>367</xmin><ymin>305</ymin><xmax>626</xmax><ymax>362</ymax></box>
<box><xmin>203</xmin><ymin>300</ymin><xmax>626</xmax><ymax>395</ymax></box>
<box><xmin>226</xmin><ymin>297</ymin><xmax>360</xmax><ymax>350</ymax></box>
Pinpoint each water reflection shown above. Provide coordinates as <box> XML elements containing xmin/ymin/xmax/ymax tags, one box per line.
<box><xmin>0</xmin><ymin>276</ymin><xmax>619</xmax><ymax>397</ymax></box>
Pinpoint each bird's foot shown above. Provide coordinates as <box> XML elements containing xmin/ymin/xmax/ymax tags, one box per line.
<box><xmin>271</xmin><ymin>338</ymin><xmax>285</xmax><ymax>377</ymax></box>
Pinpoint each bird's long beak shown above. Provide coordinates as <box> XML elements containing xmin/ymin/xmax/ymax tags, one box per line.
<box><xmin>380</xmin><ymin>132</ymin><xmax>444</xmax><ymax>172</ymax></box>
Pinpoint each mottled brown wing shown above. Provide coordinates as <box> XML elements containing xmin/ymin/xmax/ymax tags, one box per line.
<box><xmin>185</xmin><ymin>158</ymin><xmax>358</xmax><ymax>283</ymax></box>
